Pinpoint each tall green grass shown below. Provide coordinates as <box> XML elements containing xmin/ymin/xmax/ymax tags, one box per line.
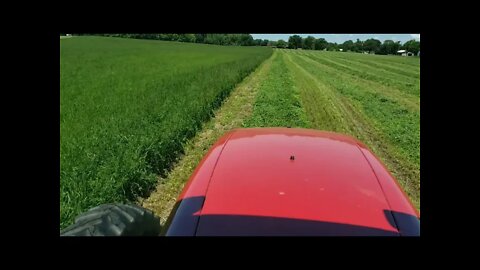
<box><xmin>60</xmin><ymin>36</ymin><xmax>272</xmax><ymax>228</ymax></box>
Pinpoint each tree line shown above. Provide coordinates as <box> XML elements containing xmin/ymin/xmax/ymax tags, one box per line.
<box><xmin>281</xmin><ymin>35</ymin><xmax>420</xmax><ymax>55</ymax></box>
<box><xmin>74</xmin><ymin>34</ymin><xmax>260</xmax><ymax>46</ymax></box>
<box><xmin>69</xmin><ymin>33</ymin><xmax>420</xmax><ymax>55</ymax></box>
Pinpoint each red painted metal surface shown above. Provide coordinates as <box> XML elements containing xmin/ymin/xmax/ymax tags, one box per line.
<box><xmin>177</xmin><ymin>130</ymin><xmax>235</xmax><ymax>201</ymax></box>
<box><xmin>359</xmin><ymin>148</ymin><xmax>419</xmax><ymax>217</ymax></box>
<box><xmin>175</xmin><ymin>128</ymin><xmax>419</xmax><ymax>235</ymax></box>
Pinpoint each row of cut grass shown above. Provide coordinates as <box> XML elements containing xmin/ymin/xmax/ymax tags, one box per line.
<box><xmin>243</xmin><ymin>51</ymin><xmax>308</xmax><ymax>128</ymax></box>
<box><xmin>325</xmin><ymin>53</ymin><xmax>420</xmax><ymax>79</ymax></box>
<box><xmin>280</xmin><ymin>50</ymin><xmax>420</xmax><ymax>208</ymax></box>
<box><xmin>292</xmin><ymin>51</ymin><xmax>419</xmax><ymax>112</ymax></box>
<box><xmin>297</xmin><ymin>51</ymin><xmax>420</xmax><ymax>97</ymax></box>
<box><xmin>288</xmin><ymin>52</ymin><xmax>419</xmax><ymax>166</ymax></box>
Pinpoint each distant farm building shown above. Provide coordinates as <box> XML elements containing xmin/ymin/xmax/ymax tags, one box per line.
<box><xmin>397</xmin><ymin>49</ymin><xmax>414</xmax><ymax>56</ymax></box>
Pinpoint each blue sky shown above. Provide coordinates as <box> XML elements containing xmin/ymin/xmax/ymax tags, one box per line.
<box><xmin>251</xmin><ymin>34</ymin><xmax>420</xmax><ymax>44</ymax></box>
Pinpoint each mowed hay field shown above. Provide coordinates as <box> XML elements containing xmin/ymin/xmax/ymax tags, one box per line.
<box><xmin>60</xmin><ymin>36</ymin><xmax>272</xmax><ymax>229</ymax></box>
<box><xmin>243</xmin><ymin>49</ymin><xmax>420</xmax><ymax>209</ymax></box>
<box><xmin>143</xmin><ymin>49</ymin><xmax>420</xmax><ymax>224</ymax></box>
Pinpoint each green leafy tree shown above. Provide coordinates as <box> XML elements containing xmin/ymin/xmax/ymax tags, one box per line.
<box><xmin>303</xmin><ymin>36</ymin><xmax>316</xmax><ymax>50</ymax></box>
<box><xmin>341</xmin><ymin>40</ymin><xmax>354</xmax><ymax>51</ymax></box>
<box><xmin>228</xmin><ymin>34</ymin><xmax>242</xmax><ymax>45</ymax></box>
<box><xmin>402</xmin><ymin>39</ymin><xmax>420</xmax><ymax>55</ymax></box>
<box><xmin>168</xmin><ymin>34</ymin><xmax>180</xmax><ymax>41</ymax></box>
<box><xmin>267</xmin><ymin>40</ymin><xmax>276</xmax><ymax>47</ymax></box>
<box><xmin>239</xmin><ymin>34</ymin><xmax>254</xmax><ymax>46</ymax></box>
<box><xmin>314</xmin><ymin>38</ymin><xmax>328</xmax><ymax>50</ymax></box>
<box><xmin>178</xmin><ymin>34</ymin><xmax>196</xmax><ymax>43</ymax></box>
<box><xmin>205</xmin><ymin>34</ymin><xmax>231</xmax><ymax>45</ymax></box>
<box><xmin>327</xmin><ymin>42</ymin><xmax>338</xmax><ymax>51</ymax></box>
<box><xmin>194</xmin><ymin>34</ymin><xmax>206</xmax><ymax>43</ymax></box>
<box><xmin>276</xmin><ymin>39</ymin><xmax>287</xmax><ymax>48</ymax></box>
<box><xmin>378</xmin><ymin>40</ymin><xmax>402</xmax><ymax>55</ymax></box>
<box><xmin>363</xmin><ymin>38</ymin><xmax>382</xmax><ymax>53</ymax></box>
<box><xmin>353</xmin><ymin>39</ymin><xmax>364</xmax><ymax>52</ymax></box>
<box><xmin>288</xmin><ymin>35</ymin><xmax>303</xmax><ymax>49</ymax></box>
<box><xmin>222</xmin><ymin>35</ymin><xmax>231</xmax><ymax>45</ymax></box>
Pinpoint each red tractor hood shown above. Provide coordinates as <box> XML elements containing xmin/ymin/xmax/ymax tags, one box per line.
<box><xmin>170</xmin><ymin>128</ymin><xmax>419</xmax><ymax>236</ymax></box>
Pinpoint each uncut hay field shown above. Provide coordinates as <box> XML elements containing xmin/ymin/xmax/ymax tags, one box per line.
<box><xmin>61</xmin><ymin>37</ymin><xmax>419</xmax><ymax>229</ymax></box>
<box><xmin>60</xmin><ymin>36</ymin><xmax>272</xmax><ymax>228</ymax></box>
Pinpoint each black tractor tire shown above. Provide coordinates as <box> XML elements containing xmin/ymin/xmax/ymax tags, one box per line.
<box><xmin>61</xmin><ymin>203</ymin><xmax>161</xmax><ymax>236</ymax></box>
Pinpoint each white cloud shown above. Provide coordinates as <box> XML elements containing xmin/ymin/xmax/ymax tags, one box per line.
<box><xmin>410</xmin><ymin>34</ymin><xmax>420</xmax><ymax>40</ymax></box>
